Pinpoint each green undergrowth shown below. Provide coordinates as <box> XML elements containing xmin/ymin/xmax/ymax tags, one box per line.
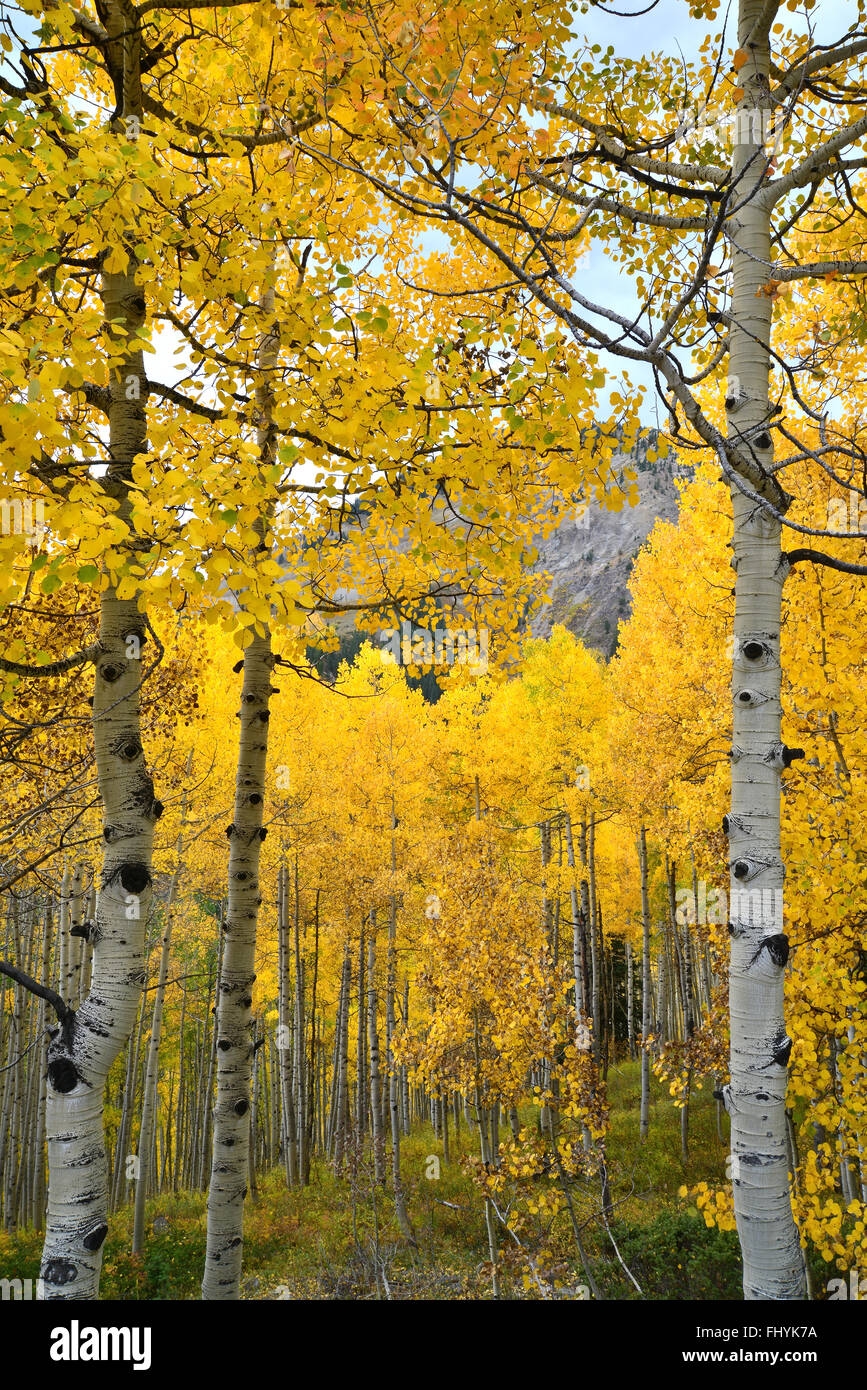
<box><xmin>0</xmin><ymin>1062</ymin><xmax>830</xmax><ymax>1299</ymax></box>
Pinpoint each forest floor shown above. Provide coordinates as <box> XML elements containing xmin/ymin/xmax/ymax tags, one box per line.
<box><xmin>0</xmin><ymin>1062</ymin><xmax>825</xmax><ymax>1299</ymax></box>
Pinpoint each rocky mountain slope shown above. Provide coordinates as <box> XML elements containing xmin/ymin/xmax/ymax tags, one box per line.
<box><xmin>530</xmin><ymin>430</ymin><xmax>692</xmax><ymax>656</ymax></box>
<box><xmin>303</xmin><ymin>429</ymin><xmax>691</xmax><ymax>669</ymax></box>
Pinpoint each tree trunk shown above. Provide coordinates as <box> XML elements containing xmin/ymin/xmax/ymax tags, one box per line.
<box><xmin>724</xmin><ymin>0</ymin><xmax>804</xmax><ymax>1299</ymax></box>
<box><xmin>201</xmin><ymin>241</ymin><xmax>279</xmax><ymax>1298</ymax></box>
<box><xmin>132</xmin><ymin>802</ymin><xmax>187</xmax><ymax>1252</ymax></box>
<box><xmin>367</xmin><ymin>933</ymin><xmax>386</xmax><ymax>1182</ymax></box>
<box><xmin>200</xmin><ymin>627</ymin><xmax>273</xmax><ymax>1298</ymax></box>
<box><xmin>639</xmin><ymin>829</ymin><xmax>651</xmax><ymax>1140</ymax></box>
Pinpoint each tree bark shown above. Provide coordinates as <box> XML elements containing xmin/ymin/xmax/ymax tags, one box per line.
<box><xmin>724</xmin><ymin>0</ymin><xmax>804</xmax><ymax>1299</ymax></box>
<box><xmin>638</xmin><ymin>829</ymin><xmax>651</xmax><ymax>1140</ymax></box>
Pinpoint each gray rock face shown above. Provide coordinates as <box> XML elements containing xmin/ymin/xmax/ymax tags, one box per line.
<box><xmin>530</xmin><ymin>433</ymin><xmax>690</xmax><ymax>656</ymax></box>
<box><xmin>298</xmin><ymin>430</ymin><xmax>690</xmax><ymax>662</ymax></box>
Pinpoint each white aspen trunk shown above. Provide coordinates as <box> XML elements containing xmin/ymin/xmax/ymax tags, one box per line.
<box><xmin>200</xmin><ymin>626</ymin><xmax>273</xmax><ymax>1300</ymax></box>
<box><xmin>588</xmin><ymin>815</ymin><xmax>600</xmax><ymax>1060</ymax></box>
<box><xmin>248</xmin><ymin>1041</ymin><xmax>260</xmax><ymax>1200</ymax></box>
<box><xmin>386</xmin><ymin>808</ymin><xmax>415</xmax><ymax>1242</ymax></box>
<box><xmin>357</xmin><ymin>926</ymin><xmax>367</xmax><ymax>1139</ymax></box>
<box><xmin>32</xmin><ymin>901</ymin><xmax>53</xmax><ymax>1229</ymax></box>
<box><xmin>332</xmin><ymin>946</ymin><xmax>351</xmax><ymax>1172</ymax></box>
<box><xmin>277</xmin><ymin>864</ymin><xmax>298</xmax><ymax>1187</ymax></box>
<box><xmin>367</xmin><ymin>934</ymin><xmax>386</xmax><ymax>1182</ymax></box>
<box><xmin>174</xmin><ymin>983</ymin><xmax>187</xmax><ymax>1192</ymax></box>
<box><xmin>472</xmin><ymin>1021</ymin><xmax>499</xmax><ymax>1297</ymax></box>
<box><xmin>638</xmin><ymin>829</ymin><xmax>651</xmax><ymax>1140</ymax></box>
<box><xmin>201</xmin><ymin>247</ymin><xmax>279</xmax><ymax>1298</ymax></box>
<box><xmin>132</xmin><ymin>809</ymin><xmax>186</xmax><ymax>1253</ymax></box>
<box><xmin>66</xmin><ymin>865</ymin><xmax>84</xmax><ymax>1011</ymax></box>
<box><xmin>197</xmin><ymin>930</ymin><xmax>222</xmax><ymax>1192</ymax></box>
<box><xmin>564</xmin><ymin>813</ymin><xmax>585</xmax><ymax>1018</ymax></box>
<box><xmin>39</xmin><ymin>587</ymin><xmax>155</xmax><ymax>1298</ymax></box>
<box><xmin>657</xmin><ymin>926</ymin><xmax>671</xmax><ymax>1048</ymax></box>
<box><xmin>39</xmin><ymin>78</ymin><xmax>157</xmax><ymax>1286</ymax></box>
<box><xmin>724</xmin><ymin>0</ymin><xmax>804</xmax><ymax>1300</ymax></box>
<box><xmin>111</xmin><ymin>987</ymin><xmax>145</xmax><ymax>1212</ymax></box>
<box><xmin>294</xmin><ymin>862</ymin><xmax>309</xmax><ymax>1183</ymax></box>
<box><xmin>626</xmin><ymin>937</ymin><xmax>634</xmax><ymax>1059</ymax></box>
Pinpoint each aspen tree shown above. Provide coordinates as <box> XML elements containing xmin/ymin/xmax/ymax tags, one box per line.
<box><xmin>201</xmin><ymin>251</ymin><xmax>279</xmax><ymax>1301</ymax></box>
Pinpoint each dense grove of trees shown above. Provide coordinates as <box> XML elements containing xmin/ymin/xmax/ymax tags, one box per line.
<box><xmin>0</xmin><ymin>0</ymin><xmax>865</xmax><ymax>1303</ymax></box>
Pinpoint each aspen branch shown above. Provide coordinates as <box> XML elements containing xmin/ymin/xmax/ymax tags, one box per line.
<box><xmin>772</xmin><ymin>35</ymin><xmax>867</xmax><ymax>103</ymax></box>
<box><xmin>764</xmin><ymin>111</ymin><xmax>867</xmax><ymax>204</ymax></box>
<box><xmin>0</xmin><ymin>960</ymin><xmax>74</xmax><ymax>1029</ymax></box>
<box><xmin>0</xmin><ymin>645</ymin><xmax>102</xmax><ymax>678</ymax></box>
<box><xmin>784</xmin><ymin>548</ymin><xmax>867</xmax><ymax>576</ymax></box>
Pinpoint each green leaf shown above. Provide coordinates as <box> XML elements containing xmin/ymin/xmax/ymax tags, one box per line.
<box><xmin>77</xmin><ymin>565</ymin><xmax>99</xmax><ymax>583</ymax></box>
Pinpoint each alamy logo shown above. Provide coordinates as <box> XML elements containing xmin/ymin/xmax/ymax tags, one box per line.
<box><xmin>827</xmin><ymin>1269</ymin><xmax>867</xmax><ymax>1300</ymax></box>
<box><xmin>1</xmin><ymin>1276</ymin><xmax>44</xmax><ymax>1299</ymax></box>
<box><xmin>380</xmin><ymin>621</ymin><xmax>488</xmax><ymax>673</ymax></box>
<box><xmin>675</xmin><ymin>883</ymin><xmax>783</xmax><ymax>930</ymax></box>
<box><xmin>0</xmin><ymin>497</ymin><xmax>45</xmax><ymax>545</ymax></box>
<box><xmin>49</xmin><ymin>1320</ymin><xmax>152</xmax><ymax>1371</ymax></box>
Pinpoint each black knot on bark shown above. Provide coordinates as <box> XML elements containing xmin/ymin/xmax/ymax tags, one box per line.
<box><xmin>234</xmin><ymin>1099</ymin><xmax>249</xmax><ymax>1117</ymax></box>
<box><xmin>42</xmin><ymin>1259</ymin><xmax>77</xmax><ymax>1286</ymax></box>
<box><xmin>152</xmin><ymin>800</ymin><xmax>164</xmax><ymax>819</ymax></box>
<box><xmin>122</xmin><ymin>629</ymin><xmax>146</xmax><ymax>648</ymax></box>
<box><xmin>782</xmin><ymin>746</ymin><xmax>805</xmax><ymax>768</ymax></box>
<box><xmin>48</xmin><ymin>1057</ymin><xmax>79</xmax><ymax>1093</ymax></box>
<box><xmin>83</xmin><ymin>1222</ymin><xmax>108</xmax><ymax>1252</ymax></box>
<box><xmin>258</xmin><ymin>827</ymin><xmax>267</xmax><ymax>840</ymax></box>
<box><xmin>733</xmin><ymin>860</ymin><xmax>750</xmax><ymax>880</ymax></box>
<box><xmin>240</xmin><ymin>995</ymin><xmax>252</xmax><ymax>1008</ymax></box>
<box><xmin>119</xmin><ymin>862</ymin><xmax>150</xmax><ymax>895</ymax></box>
<box><xmin>218</xmin><ymin>1039</ymin><xmax>231</xmax><ymax>1051</ymax></box>
<box><xmin>754</xmin><ymin>431</ymin><xmax>772</xmax><ymax>450</ymax></box>
<box><xmin>722</xmin><ymin>814</ymin><xmax>730</xmax><ymax>835</ymax></box>
<box><xmin>233</xmin><ymin>659</ymin><xmax>245</xmax><ymax>673</ymax></box>
<box><xmin>742</xmin><ymin>640</ymin><xmax>765</xmax><ymax>660</ymax></box>
<box><xmin>226</xmin><ymin>824</ymin><xmax>236</xmax><ymax>838</ymax></box>
<box><xmin>236</xmin><ymin>871</ymin><xmax>249</xmax><ymax>881</ymax></box>
<box><xmin>256</xmin><ymin>711</ymin><xmax>270</xmax><ymax>722</ymax></box>
<box><xmin>772</xmin><ymin>1035</ymin><xmax>793</xmax><ymax>1068</ymax></box>
<box><xmin>119</xmin><ymin>740</ymin><xmax>142</xmax><ymax>761</ymax></box>
<box><xmin>762</xmin><ymin>933</ymin><xmax>790</xmax><ymax>968</ymax></box>
<box><xmin>99</xmin><ymin>662</ymin><xmax>124</xmax><ymax>683</ymax></box>
<box><xmin>248</xmin><ymin>793</ymin><xmax>262</xmax><ymax>805</ymax></box>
